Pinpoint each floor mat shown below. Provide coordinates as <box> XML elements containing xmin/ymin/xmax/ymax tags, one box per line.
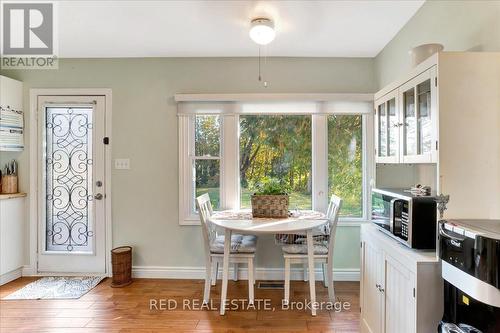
<box><xmin>2</xmin><ymin>276</ymin><xmax>105</xmax><ymax>300</ymax></box>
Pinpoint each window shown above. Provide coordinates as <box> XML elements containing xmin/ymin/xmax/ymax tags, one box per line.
<box><xmin>193</xmin><ymin>115</ymin><xmax>220</xmax><ymax>209</ymax></box>
<box><xmin>328</xmin><ymin>115</ymin><xmax>363</xmax><ymax>217</ymax></box>
<box><xmin>239</xmin><ymin>115</ymin><xmax>312</xmax><ymax>209</ymax></box>
<box><xmin>177</xmin><ymin>96</ymin><xmax>373</xmax><ymax>225</ymax></box>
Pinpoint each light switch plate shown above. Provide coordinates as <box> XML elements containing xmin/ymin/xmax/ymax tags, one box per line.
<box><xmin>114</xmin><ymin>158</ymin><xmax>130</xmax><ymax>170</ymax></box>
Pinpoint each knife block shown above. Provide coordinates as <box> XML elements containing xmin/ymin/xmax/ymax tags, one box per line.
<box><xmin>1</xmin><ymin>175</ymin><xmax>18</xmax><ymax>194</ymax></box>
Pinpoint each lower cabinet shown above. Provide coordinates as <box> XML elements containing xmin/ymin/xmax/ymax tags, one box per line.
<box><xmin>0</xmin><ymin>195</ymin><xmax>26</xmax><ymax>285</ymax></box>
<box><xmin>360</xmin><ymin>224</ymin><xmax>442</xmax><ymax>333</ymax></box>
<box><xmin>361</xmin><ymin>239</ymin><xmax>384</xmax><ymax>333</ymax></box>
<box><xmin>384</xmin><ymin>255</ymin><xmax>415</xmax><ymax>333</ymax></box>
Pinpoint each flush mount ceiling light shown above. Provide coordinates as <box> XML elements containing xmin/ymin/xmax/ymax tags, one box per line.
<box><xmin>249</xmin><ymin>18</ymin><xmax>276</xmax><ymax>45</ymax></box>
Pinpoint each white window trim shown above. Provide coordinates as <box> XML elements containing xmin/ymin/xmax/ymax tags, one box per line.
<box><xmin>178</xmin><ymin>94</ymin><xmax>374</xmax><ymax>226</ymax></box>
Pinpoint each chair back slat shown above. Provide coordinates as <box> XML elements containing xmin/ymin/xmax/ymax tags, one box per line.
<box><xmin>196</xmin><ymin>193</ymin><xmax>217</xmax><ymax>254</ymax></box>
<box><xmin>326</xmin><ymin>194</ymin><xmax>342</xmax><ymax>260</ymax></box>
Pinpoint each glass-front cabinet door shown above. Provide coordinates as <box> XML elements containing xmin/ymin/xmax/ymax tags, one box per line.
<box><xmin>403</xmin><ymin>87</ymin><xmax>417</xmax><ymax>156</ymax></box>
<box><xmin>417</xmin><ymin>79</ymin><xmax>433</xmax><ymax>155</ymax></box>
<box><xmin>399</xmin><ymin>68</ymin><xmax>437</xmax><ymax>163</ymax></box>
<box><xmin>375</xmin><ymin>90</ymin><xmax>399</xmax><ymax>163</ymax></box>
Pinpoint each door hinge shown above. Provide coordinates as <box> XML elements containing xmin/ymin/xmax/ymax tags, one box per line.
<box><xmin>413</xmin><ymin>287</ymin><xmax>416</xmax><ymax>298</ymax></box>
<box><xmin>435</xmin><ymin>140</ymin><xmax>438</xmax><ymax>150</ymax></box>
<box><xmin>374</xmin><ymin>108</ymin><xmax>377</xmax><ymax>115</ymax></box>
<box><xmin>435</xmin><ymin>77</ymin><xmax>438</xmax><ymax>87</ymax></box>
<box><xmin>103</xmin><ymin>137</ymin><xmax>110</xmax><ymax>145</ymax></box>
<box><xmin>361</xmin><ymin>242</ymin><xmax>363</xmax><ymax>248</ymax></box>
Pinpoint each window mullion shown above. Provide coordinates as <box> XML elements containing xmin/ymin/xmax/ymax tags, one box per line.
<box><xmin>312</xmin><ymin>114</ymin><xmax>328</xmax><ymax>213</ymax></box>
<box><xmin>221</xmin><ymin>114</ymin><xmax>239</xmax><ymax>210</ymax></box>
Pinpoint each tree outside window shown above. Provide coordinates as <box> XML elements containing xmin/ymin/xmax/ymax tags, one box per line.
<box><xmin>239</xmin><ymin>115</ymin><xmax>312</xmax><ymax>209</ymax></box>
<box><xmin>194</xmin><ymin>115</ymin><xmax>220</xmax><ymax>209</ymax></box>
<box><xmin>328</xmin><ymin>115</ymin><xmax>363</xmax><ymax>217</ymax></box>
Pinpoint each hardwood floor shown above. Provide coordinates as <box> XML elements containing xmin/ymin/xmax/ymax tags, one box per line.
<box><xmin>0</xmin><ymin>277</ymin><xmax>360</xmax><ymax>333</ymax></box>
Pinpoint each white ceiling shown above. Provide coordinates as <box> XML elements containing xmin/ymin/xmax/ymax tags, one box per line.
<box><xmin>57</xmin><ymin>0</ymin><xmax>425</xmax><ymax>58</ymax></box>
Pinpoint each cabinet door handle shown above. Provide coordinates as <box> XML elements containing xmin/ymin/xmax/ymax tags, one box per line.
<box><xmin>379</xmin><ymin>287</ymin><xmax>385</xmax><ymax>293</ymax></box>
<box><xmin>375</xmin><ymin>283</ymin><xmax>380</xmax><ymax>289</ymax></box>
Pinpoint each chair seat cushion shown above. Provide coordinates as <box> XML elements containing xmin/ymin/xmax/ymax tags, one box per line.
<box><xmin>210</xmin><ymin>234</ymin><xmax>257</xmax><ymax>254</ymax></box>
<box><xmin>281</xmin><ymin>243</ymin><xmax>328</xmax><ymax>255</ymax></box>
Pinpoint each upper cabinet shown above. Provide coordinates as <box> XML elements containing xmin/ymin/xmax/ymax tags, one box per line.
<box><xmin>375</xmin><ymin>67</ymin><xmax>437</xmax><ymax>164</ymax></box>
<box><xmin>374</xmin><ymin>52</ymin><xmax>500</xmax><ymax>219</ymax></box>
<box><xmin>375</xmin><ymin>90</ymin><xmax>399</xmax><ymax>163</ymax></box>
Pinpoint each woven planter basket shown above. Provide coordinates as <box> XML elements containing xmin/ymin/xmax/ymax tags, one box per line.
<box><xmin>251</xmin><ymin>194</ymin><xmax>289</xmax><ymax>218</ymax></box>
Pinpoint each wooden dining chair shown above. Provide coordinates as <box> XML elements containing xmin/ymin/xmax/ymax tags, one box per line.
<box><xmin>282</xmin><ymin>194</ymin><xmax>342</xmax><ymax>304</ymax></box>
<box><xmin>196</xmin><ymin>193</ymin><xmax>257</xmax><ymax>304</ymax></box>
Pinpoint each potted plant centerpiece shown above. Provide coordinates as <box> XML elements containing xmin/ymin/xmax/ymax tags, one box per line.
<box><xmin>250</xmin><ymin>178</ymin><xmax>289</xmax><ymax>218</ymax></box>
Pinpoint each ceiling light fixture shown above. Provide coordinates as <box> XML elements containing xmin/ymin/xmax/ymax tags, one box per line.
<box><xmin>249</xmin><ymin>18</ymin><xmax>276</xmax><ymax>45</ymax></box>
<box><xmin>249</xmin><ymin>18</ymin><xmax>275</xmax><ymax>87</ymax></box>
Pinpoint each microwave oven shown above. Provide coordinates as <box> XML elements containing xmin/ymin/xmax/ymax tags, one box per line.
<box><xmin>371</xmin><ymin>188</ymin><xmax>437</xmax><ymax>249</ymax></box>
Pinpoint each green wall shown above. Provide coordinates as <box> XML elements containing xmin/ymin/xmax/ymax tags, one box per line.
<box><xmin>375</xmin><ymin>0</ymin><xmax>500</xmax><ymax>87</ymax></box>
<box><xmin>1</xmin><ymin>57</ymin><xmax>374</xmax><ymax>271</ymax></box>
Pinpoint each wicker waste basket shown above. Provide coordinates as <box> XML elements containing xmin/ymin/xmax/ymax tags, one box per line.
<box><xmin>111</xmin><ymin>246</ymin><xmax>132</xmax><ymax>287</ymax></box>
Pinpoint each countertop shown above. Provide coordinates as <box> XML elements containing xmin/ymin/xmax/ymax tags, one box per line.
<box><xmin>0</xmin><ymin>192</ymin><xmax>27</xmax><ymax>200</ymax></box>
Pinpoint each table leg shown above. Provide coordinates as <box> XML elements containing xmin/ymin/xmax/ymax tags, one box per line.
<box><xmin>306</xmin><ymin>230</ymin><xmax>317</xmax><ymax>316</ymax></box>
<box><xmin>220</xmin><ymin>228</ymin><xmax>231</xmax><ymax>315</ymax></box>
<box><xmin>247</xmin><ymin>257</ymin><xmax>254</xmax><ymax>305</ymax></box>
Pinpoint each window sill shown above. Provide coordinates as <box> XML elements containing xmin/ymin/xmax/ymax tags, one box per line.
<box><xmin>179</xmin><ymin>218</ymin><xmax>370</xmax><ymax>227</ymax></box>
<box><xmin>337</xmin><ymin>220</ymin><xmax>370</xmax><ymax>227</ymax></box>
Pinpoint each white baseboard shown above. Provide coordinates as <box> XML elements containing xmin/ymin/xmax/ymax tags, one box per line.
<box><xmin>19</xmin><ymin>264</ymin><xmax>360</xmax><ymax>282</ymax></box>
<box><xmin>0</xmin><ymin>267</ymin><xmax>23</xmax><ymax>286</ymax></box>
<box><xmin>132</xmin><ymin>265</ymin><xmax>360</xmax><ymax>281</ymax></box>
<box><xmin>22</xmin><ymin>265</ymin><xmax>36</xmax><ymax>276</ymax></box>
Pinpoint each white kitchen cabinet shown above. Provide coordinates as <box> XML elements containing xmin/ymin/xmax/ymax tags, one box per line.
<box><xmin>399</xmin><ymin>68</ymin><xmax>437</xmax><ymax>164</ymax></box>
<box><xmin>0</xmin><ymin>194</ymin><xmax>26</xmax><ymax>285</ymax></box>
<box><xmin>383</xmin><ymin>255</ymin><xmax>415</xmax><ymax>333</ymax></box>
<box><xmin>374</xmin><ymin>68</ymin><xmax>437</xmax><ymax>164</ymax></box>
<box><xmin>374</xmin><ymin>90</ymin><xmax>399</xmax><ymax>164</ymax></box>
<box><xmin>360</xmin><ymin>239</ymin><xmax>384</xmax><ymax>333</ymax></box>
<box><xmin>375</xmin><ymin>52</ymin><xmax>500</xmax><ymax>220</ymax></box>
<box><xmin>360</xmin><ymin>224</ymin><xmax>442</xmax><ymax>333</ymax></box>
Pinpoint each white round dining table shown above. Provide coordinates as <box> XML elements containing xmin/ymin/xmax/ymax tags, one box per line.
<box><xmin>209</xmin><ymin>209</ymin><xmax>329</xmax><ymax>316</ymax></box>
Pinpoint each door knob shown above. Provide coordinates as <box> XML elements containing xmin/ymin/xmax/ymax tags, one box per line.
<box><xmin>94</xmin><ymin>193</ymin><xmax>103</xmax><ymax>200</ymax></box>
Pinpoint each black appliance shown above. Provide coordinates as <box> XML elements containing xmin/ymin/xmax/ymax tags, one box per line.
<box><xmin>371</xmin><ymin>188</ymin><xmax>437</xmax><ymax>249</ymax></box>
<box><xmin>439</xmin><ymin>219</ymin><xmax>500</xmax><ymax>333</ymax></box>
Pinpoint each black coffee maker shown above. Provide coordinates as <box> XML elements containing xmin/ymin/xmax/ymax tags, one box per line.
<box><xmin>438</xmin><ymin>220</ymin><xmax>500</xmax><ymax>333</ymax></box>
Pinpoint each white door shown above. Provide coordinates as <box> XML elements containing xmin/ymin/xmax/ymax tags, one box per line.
<box><xmin>361</xmin><ymin>240</ymin><xmax>384</xmax><ymax>333</ymax></box>
<box><xmin>37</xmin><ymin>95</ymin><xmax>107</xmax><ymax>274</ymax></box>
<box><xmin>384</xmin><ymin>254</ymin><xmax>416</xmax><ymax>333</ymax></box>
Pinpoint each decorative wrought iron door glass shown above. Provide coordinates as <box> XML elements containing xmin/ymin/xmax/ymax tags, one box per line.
<box><xmin>45</xmin><ymin>107</ymin><xmax>94</xmax><ymax>252</ymax></box>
